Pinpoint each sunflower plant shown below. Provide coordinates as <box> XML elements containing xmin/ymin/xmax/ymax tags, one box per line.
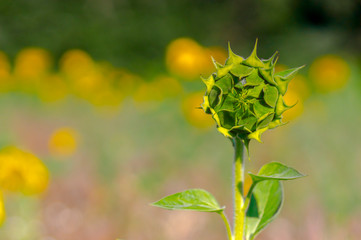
<box><xmin>152</xmin><ymin>40</ymin><xmax>305</xmax><ymax>240</ymax></box>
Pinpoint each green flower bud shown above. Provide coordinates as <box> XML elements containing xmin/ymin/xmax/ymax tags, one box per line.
<box><xmin>202</xmin><ymin>40</ymin><xmax>304</xmax><ymax>144</ymax></box>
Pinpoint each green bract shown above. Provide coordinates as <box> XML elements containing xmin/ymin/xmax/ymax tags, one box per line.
<box><xmin>202</xmin><ymin>40</ymin><xmax>304</xmax><ymax>143</ymax></box>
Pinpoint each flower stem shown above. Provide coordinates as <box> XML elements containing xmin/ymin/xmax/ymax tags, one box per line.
<box><xmin>220</xmin><ymin>211</ymin><xmax>233</xmax><ymax>240</ymax></box>
<box><xmin>233</xmin><ymin>137</ymin><xmax>245</xmax><ymax>240</ymax></box>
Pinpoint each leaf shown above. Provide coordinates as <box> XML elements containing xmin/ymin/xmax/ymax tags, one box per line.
<box><xmin>274</xmin><ymin>66</ymin><xmax>305</xmax><ymax>95</ymax></box>
<box><xmin>244</xmin><ymin>70</ymin><xmax>263</xmax><ymax>86</ymax></box>
<box><xmin>151</xmin><ymin>189</ymin><xmax>224</xmax><ymax>212</ymax></box>
<box><xmin>252</xmin><ymin>100</ymin><xmax>273</xmax><ymax>118</ymax></box>
<box><xmin>201</xmin><ymin>75</ymin><xmax>215</xmax><ymax>94</ymax></box>
<box><xmin>275</xmin><ymin>95</ymin><xmax>295</xmax><ymax>117</ymax></box>
<box><xmin>247</xmin><ymin>84</ymin><xmax>265</xmax><ymax>98</ymax></box>
<box><xmin>245</xmin><ymin>181</ymin><xmax>283</xmax><ymax>240</ymax></box>
<box><xmin>218</xmin><ymin>110</ymin><xmax>236</xmax><ymax>129</ymax></box>
<box><xmin>226</xmin><ymin>42</ymin><xmax>244</xmax><ymax>65</ymax></box>
<box><xmin>215</xmin><ymin>74</ymin><xmax>233</xmax><ymax>94</ymax></box>
<box><xmin>249</xmin><ymin>162</ymin><xmax>305</xmax><ymax>183</ymax></box>
<box><xmin>230</xmin><ymin>64</ymin><xmax>254</xmax><ymax>78</ymax></box>
<box><xmin>243</xmin><ymin>39</ymin><xmax>265</xmax><ymax>68</ymax></box>
<box><xmin>263</xmin><ymin>85</ymin><xmax>278</xmax><ymax>108</ymax></box>
<box><xmin>256</xmin><ymin>112</ymin><xmax>274</xmax><ymax>129</ymax></box>
<box><xmin>259</xmin><ymin>68</ymin><xmax>276</xmax><ymax>85</ymax></box>
<box><xmin>262</xmin><ymin>51</ymin><xmax>278</xmax><ymax>68</ymax></box>
<box><xmin>247</xmin><ymin>126</ymin><xmax>268</xmax><ymax>143</ymax></box>
<box><xmin>208</xmin><ymin>86</ymin><xmax>222</xmax><ymax>108</ymax></box>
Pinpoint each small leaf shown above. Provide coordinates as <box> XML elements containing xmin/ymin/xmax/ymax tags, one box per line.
<box><xmin>253</xmin><ymin>100</ymin><xmax>273</xmax><ymax>118</ymax></box>
<box><xmin>243</xmin><ymin>39</ymin><xmax>265</xmax><ymax>68</ymax></box>
<box><xmin>259</xmin><ymin>68</ymin><xmax>276</xmax><ymax>85</ymax></box>
<box><xmin>247</xmin><ymin>126</ymin><xmax>268</xmax><ymax>143</ymax></box>
<box><xmin>247</xmin><ymin>84</ymin><xmax>265</xmax><ymax>98</ymax></box>
<box><xmin>201</xmin><ymin>75</ymin><xmax>215</xmax><ymax>93</ymax></box>
<box><xmin>262</xmin><ymin>51</ymin><xmax>278</xmax><ymax>68</ymax></box>
<box><xmin>226</xmin><ymin>42</ymin><xmax>244</xmax><ymax>65</ymax></box>
<box><xmin>211</xmin><ymin>56</ymin><xmax>224</xmax><ymax>69</ymax></box>
<box><xmin>230</xmin><ymin>64</ymin><xmax>254</xmax><ymax>78</ymax></box>
<box><xmin>217</xmin><ymin>94</ymin><xmax>238</xmax><ymax>112</ymax></box>
<box><xmin>244</xmin><ymin>70</ymin><xmax>263</xmax><ymax>86</ymax></box>
<box><xmin>218</xmin><ymin>110</ymin><xmax>236</xmax><ymax>129</ymax></box>
<box><xmin>257</xmin><ymin>112</ymin><xmax>274</xmax><ymax>129</ymax></box>
<box><xmin>151</xmin><ymin>189</ymin><xmax>224</xmax><ymax>212</ymax></box>
<box><xmin>263</xmin><ymin>85</ymin><xmax>278</xmax><ymax>108</ymax></box>
<box><xmin>245</xmin><ymin>181</ymin><xmax>283</xmax><ymax>240</ymax></box>
<box><xmin>275</xmin><ymin>95</ymin><xmax>295</xmax><ymax>117</ymax></box>
<box><xmin>215</xmin><ymin>74</ymin><xmax>233</xmax><ymax>94</ymax></box>
<box><xmin>249</xmin><ymin>162</ymin><xmax>305</xmax><ymax>183</ymax></box>
<box><xmin>274</xmin><ymin>66</ymin><xmax>305</xmax><ymax>95</ymax></box>
<box><xmin>202</xmin><ymin>95</ymin><xmax>211</xmax><ymax>114</ymax></box>
<box><xmin>216</xmin><ymin>65</ymin><xmax>233</xmax><ymax>78</ymax></box>
<box><xmin>208</xmin><ymin>86</ymin><xmax>222</xmax><ymax>108</ymax></box>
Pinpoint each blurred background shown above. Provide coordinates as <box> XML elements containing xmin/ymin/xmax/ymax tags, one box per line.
<box><xmin>0</xmin><ymin>0</ymin><xmax>360</xmax><ymax>239</ymax></box>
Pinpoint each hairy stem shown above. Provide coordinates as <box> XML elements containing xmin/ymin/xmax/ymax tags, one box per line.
<box><xmin>233</xmin><ymin>137</ymin><xmax>245</xmax><ymax>240</ymax></box>
<box><xmin>220</xmin><ymin>211</ymin><xmax>233</xmax><ymax>240</ymax></box>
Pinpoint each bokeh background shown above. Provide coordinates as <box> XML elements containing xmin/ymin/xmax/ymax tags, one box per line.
<box><xmin>0</xmin><ymin>0</ymin><xmax>360</xmax><ymax>239</ymax></box>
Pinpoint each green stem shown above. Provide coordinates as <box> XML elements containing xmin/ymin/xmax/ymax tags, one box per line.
<box><xmin>233</xmin><ymin>137</ymin><xmax>245</xmax><ymax>240</ymax></box>
<box><xmin>220</xmin><ymin>211</ymin><xmax>233</xmax><ymax>240</ymax></box>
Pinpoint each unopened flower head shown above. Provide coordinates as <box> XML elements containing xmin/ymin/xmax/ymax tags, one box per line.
<box><xmin>202</xmin><ymin>40</ymin><xmax>304</xmax><ymax>143</ymax></box>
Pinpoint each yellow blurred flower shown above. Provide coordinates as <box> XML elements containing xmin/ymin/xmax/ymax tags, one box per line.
<box><xmin>14</xmin><ymin>47</ymin><xmax>52</xmax><ymax>79</ymax></box>
<box><xmin>166</xmin><ymin>38</ymin><xmax>211</xmax><ymax>80</ymax></box>
<box><xmin>49</xmin><ymin>127</ymin><xmax>79</xmax><ymax>157</ymax></box>
<box><xmin>283</xmin><ymin>89</ymin><xmax>304</xmax><ymax>122</ymax></box>
<box><xmin>0</xmin><ymin>192</ymin><xmax>5</xmax><ymax>226</ymax></box>
<box><xmin>182</xmin><ymin>92</ymin><xmax>214</xmax><ymax>129</ymax></box>
<box><xmin>309</xmin><ymin>55</ymin><xmax>350</xmax><ymax>92</ymax></box>
<box><xmin>60</xmin><ymin>49</ymin><xmax>94</xmax><ymax>79</ymax></box>
<box><xmin>134</xmin><ymin>75</ymin><xmax>182</xmax><ymax>102</ymax></box>
<box><xmin>38</xmin><ymin>74</ymin><xmax>68</xmax><ymax>102</ymax></box>
<box><xmin>0</xmin><ymin>147</ymin><xmax>49</xmax><ymax>195</ymax></box>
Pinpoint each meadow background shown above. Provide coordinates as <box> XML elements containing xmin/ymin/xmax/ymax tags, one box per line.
<box><xmin>0</xmin><ymin>0</ymin><xmax>360</xmax><ymax>239</ymax></box>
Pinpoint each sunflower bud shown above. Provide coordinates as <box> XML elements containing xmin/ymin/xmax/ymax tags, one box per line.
<box><xmin>202</xmin><ymin>40</ymin><xmax>304</xmax><ymax>144</ymax></box>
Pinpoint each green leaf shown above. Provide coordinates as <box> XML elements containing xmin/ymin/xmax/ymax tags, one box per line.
<box><xmin>216</xmin><ymin>65</ymin><xmax>233</xmax><ymax>78</ymax></box>
<box><xmin>275</xmin><ymin>95</ymin><xmax>295</xmax><ymax>117</ymax></box>
<box><xmin>262</xmin><ymin>51</ymin><xmax>278</xmax><ymax>68</ymax></box>
<box><xmin>252</xmin><ymin>100</ymin><xmax>273</xmax><ymax>118</ymax></box>
<box><xmin>244</xmin><ymin>70</ymin><xmax>263</xmax><ymax>86</ymax></box>
<box><xmin>217</xmin><ymin>94</ymin><xmax>238</xmax><ymax>112</ymax></box>
<box><xmin>247</xmin><ymin>84</ymin><xmax>265</xmax><ymax>98</ymax></box>
<box><xmin>243</xmin><ymin>39</ymin><xmax>265</xmax><ymax>68</ymax></box>
<box><xmin>274</xmin><ymin>66</ymin><xmax>305</xmax><ymax>95</ymax></box>
<box><xmin>247</xmin><ymin>126</ymin><xmax>268</xmax><ymax>143</ymax></box>
<box><xmin>263</xmin><ymin>85</ymin><xmax>278</xmax><ymax>108</ymax></box>
<box><xmin>230</xmin><ymin>64</ymin><xmax>254</xmax><ymax>78</ymax></box>
<box><xmin>201</xmin><ymin>75</ymin><xmax>215</xmax><ymax>94</ymax></box>
<box><xmin>226</xmin><ymin>42</ymin><xmax>244</xmax><ymax>65</ymax></box>
<box><xmin>249</xmin><ymin>162</ymin><xmax>305</xmax><ymax>183</ymax></box>
<box><xmin>215</xmin><ymin>74</ymin><xmax>233</xmax><ymax>94</ymax></box>
<box><xmin>257</xmin><ymin>112</ymin><xmax>274</xmax><ymax>129</ymax></box>
<box><xmin>218</xmin><ymin>110</ymin><xmax>236</xmax><ymax>129</ymax></box>
<box><xmin>245</xmin><ymin>181</ymin><xmax>283</xmax><ymax>240</ymax></box>
<box><xmin>208</xmin><ymin>86</ymin><xmax>222</xmax><ymax>108</ymax></box>
<box><xmin>151</xmin><ymin>189</ymin><xmax>224</xmax><ymax>212</ymax></box>
<box><xmin>259</xmin><ymin>68</ymin><xmax>276</xmax><ymax>85</ymax></box>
